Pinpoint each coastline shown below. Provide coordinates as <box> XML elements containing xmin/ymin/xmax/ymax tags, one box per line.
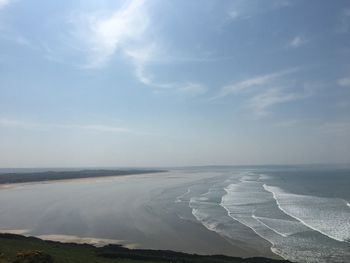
<box><xmin>0</xmin><ymin>170</ymin><xmax>168</xmax><ymax>190</ymax></box>
<box><xmin>0</xmin><ymin>169</ymin><xmax>167</xmax><ymax>185</ymax></box>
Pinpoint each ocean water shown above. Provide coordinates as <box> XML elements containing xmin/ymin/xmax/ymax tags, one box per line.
<box><xmin>186</xmin><ymin>166</ymin><xmax>350</xmax><ymax>262</ymax></box>
<box><xmin>0</xmin><ymin>166</ymin><xmax>349</xmax><ymax>262</ymax></box>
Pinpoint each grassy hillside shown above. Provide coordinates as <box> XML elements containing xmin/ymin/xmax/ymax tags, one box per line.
<box><xmin>0</xmin><ymin>234</ymin><xmax>293</xmax><ymax>263</ymax></box>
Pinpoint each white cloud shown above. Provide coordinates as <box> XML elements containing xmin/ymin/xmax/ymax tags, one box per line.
<box><xmin>69</xmin><ymin>0</ymin><xmax>149</xmax><ymax>68</ymax></box>
<box><xmin>125</xmin><ymin>44</ymin><xmax>177</xmax><ymax>89</ymax></box>
<box><xmin>0</xmin><ymin>0</ymin><xmax>10</xmax><ymax>9</ymax></box>
<box><xmin>337</xmin><ymin>77</ymin><xmax>350</xmax><ymax>87</ymax></box>
<box><xmin>214</xmin><ymin>68</ymin><xmax>297</xmax><ymax>99</ymax></box>
<box><xmin>288</xmin><ymin>36</ymin><xmax>307</xmax><ymax>48</ymax></box>
<box><xmin>65</xmin><ymin>1</ymin><xmax>206</xmax><ymax>96</ymax></box>
<box><xmin>247</xmin><ymin>87</ymin><xmax>306</xmax><ymax>116</ymax></box>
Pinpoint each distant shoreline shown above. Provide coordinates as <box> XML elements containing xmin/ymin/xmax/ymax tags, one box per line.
<box><xmin>0</xmin><ymin>169</ymin><xmax>167</xmax><ymax>185</ymax></box>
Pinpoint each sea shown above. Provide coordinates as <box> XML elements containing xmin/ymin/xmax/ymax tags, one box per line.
<box><xmin>185</xmin><ymin>166</ymin><xmax>350</xmax><ymax>262</ymax></box>
<box><xmin>0</xmin><ymin>165</ymin><xmax>349</xmax><ymax>263</ymax></box>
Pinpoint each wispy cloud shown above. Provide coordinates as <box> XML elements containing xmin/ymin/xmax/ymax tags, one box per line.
<box><xmin>0</xmin><ymin>118</ymin><xmax>38</xmax><ymax>130</ymax></box>
<box><xmin>0</xmin><ymin>2</ymin><xmax>37</xmax><ymax>50</ymax></box>
<box><xmin>288</xmin><ymin>36</ymin><xmax>307</xmax><ymax>48</ymax></box>
<box><xmin>64</xmin><ymin>0</ymin><xmax>206</xmax><ymax>96</ymax></box>
<box><xmin>125</xmin><ymin>44</ymin><xmax>177</xmax><ymax>89</ymax></box>
<box><xmin>0</xmin><ymin>118</ymin><xmax>131</xmax><ymax>133</ymax></box>
<box><xmin>176</xmin><ymin>83</ymin><xmax>207</xmax><ymax>96</ymax></box>
<box><xmin>0</xmin><ymin>0</ymin><xmax>10</xmax><ymax>9</ymax></box>
<box><xmin>211</xmin><ymin>67</ymin><xmax>311</xmax><ymax>116</ymax></box>
<box><xmin>228</xmin><ymin>10</ymin><xmax>240</xmax><ymax>20</ymax></box>
<box><xmin>247</xmin><ymin>87</ymin><xmax>307</xmax><ymax>116</ymax></box>
<box><xmin>128</xmin><ymin>47</ymin><xmax>208</xmax><ymax>95</ymax></box>
<box><xmin>214</xmin><ymin>68</ymin><xmax>297</xmax><ymax>99</ymax></box>
<box><xmin>337</xmin><ymin>77</ymin><xmax>350</xmax><ymax>87</ymax></box>
<box><xmin>0</xmin><ymin>32</ymin><xmax>37</xmax><ymax>51</ymax></box>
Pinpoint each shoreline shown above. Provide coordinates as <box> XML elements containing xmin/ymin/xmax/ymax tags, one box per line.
<box><xmin>0</xmin><ymin>169</ymin><xmax>167</xmax><ymax>185</ymax></box>
<box><xmin>0</xmin><ymin>172</ymin><xmax>167</xmax><ymax>187</ymax></box>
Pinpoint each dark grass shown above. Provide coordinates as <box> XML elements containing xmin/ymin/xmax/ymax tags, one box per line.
<box><xmin>0</xmin><ymin>234</ymin><xmax>294</xmax><ymax>263</ymax></box>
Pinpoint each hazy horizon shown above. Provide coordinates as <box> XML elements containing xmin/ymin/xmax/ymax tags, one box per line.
<box><xmin>1</xmin><ymin>0</ymin><xmax>349</xmax><ymax>167</ymax></box>
<box><xmin>1</xmin><ymin>163</ymin><xmax>350</xmax><ymax>170</ymax></box>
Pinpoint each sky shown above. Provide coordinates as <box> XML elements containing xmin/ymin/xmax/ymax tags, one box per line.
<box><xmin>0</xmin><ymin>0</ymin><xmax>349</xmax><ymax>167</ymax></box>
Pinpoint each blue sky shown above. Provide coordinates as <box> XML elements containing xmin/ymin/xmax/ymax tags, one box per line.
<box><xmin>0</xmin><ymin>0</ymin><xmax>349</xmax><ymax>167</ymax></box>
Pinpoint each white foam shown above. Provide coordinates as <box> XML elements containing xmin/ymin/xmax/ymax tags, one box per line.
<box><xmin>263</xmin><ymin>184</ymin><xmax>350</xmax><ymax>243</ymax></box>
<box><xmin>191</xmin><ymin>208</ymin><xmax>218</xmax><ymax>232</ymax></box>
<box><xmin>189</xmin><ymin>185</ymin><xmax>277</xmax><ymax>257</ymax></box>
<box><xmin>220</xmin><ymin>180</ymin><xmax>287</xmax><ymax>258</ymax></box>
<box><xmin>190</xmin><ymin>189</ymin><xmax>230</xmax><ymax>238</ymax></box>
<box><xmin>252</xmin><ymin>215</ymin><xmax>308</xmax><ymax>238</ymax></box>
<box><xmin>219</xmin><ymin>198</ymin><xmax>276</xmax><ymax>247</ymax></box>
<box><xmin>220</xmin><ymin>176</ymin><xmax>350</xmax><ymax>263</ymax></box>
<box><xmin>253</xmin><ymin>217</ymin><xmax>287</xmax><ymax>237</ymax></box>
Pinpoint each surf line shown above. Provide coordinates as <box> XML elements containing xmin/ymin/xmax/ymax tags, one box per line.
<box><xmin>219</xmin><ymin>186</ymin><xmax>288</xmax><ymax>261</ymax></box>
<box><xmin>263</xmin><ymin>184</ymin><xmax>349</xmax><ymax>243</ymax></box>
<box><xmin>252</xmin><ymin>214</ymin><xmax>288</xmax><ymax>238</ymax></box>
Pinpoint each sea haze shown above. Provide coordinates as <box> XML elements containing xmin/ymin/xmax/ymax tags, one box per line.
<box><xmin>0</xmin><ymin>166</ymin><xmax>349</xmax><ymax>263</ymax></box>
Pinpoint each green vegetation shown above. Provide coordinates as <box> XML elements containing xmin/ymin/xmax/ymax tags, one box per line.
<box><xmin>0</xmin><ymin>234</ymin><xmax>293</xmax><ymax>263</ymax></box>
<box><xmin>0</xmin><ymin>234</ymin><xmax>152</xmax><ymax>263</ymax></box>
<box><xmin>0</xmin><ymin>169</ymin><xmax>166</xmax><ymax>184</ymax></box>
